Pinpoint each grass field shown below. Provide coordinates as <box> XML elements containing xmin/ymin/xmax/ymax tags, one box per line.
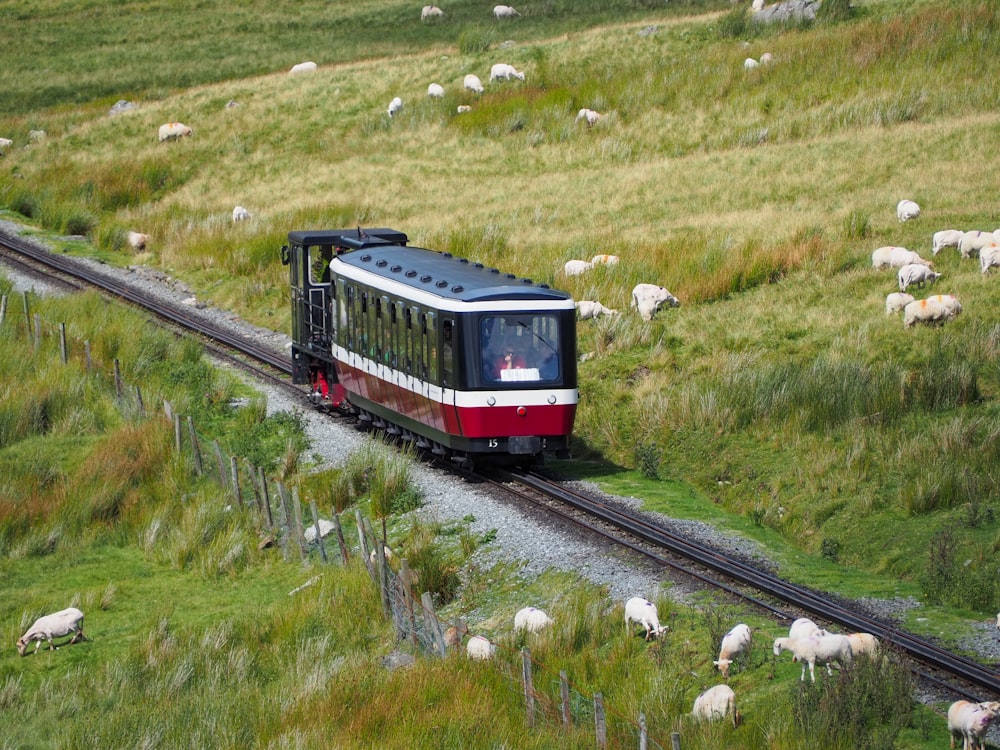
<box><xmin>3</xmin><ymin>0</ymin><xmax>1000</xmax><ymax>746</ymax></box>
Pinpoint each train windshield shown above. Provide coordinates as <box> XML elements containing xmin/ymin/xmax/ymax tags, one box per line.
<box><xmin>480</xmin><ymin>314</ymin><xmax>561</xmax><ymax>383</ymax></box>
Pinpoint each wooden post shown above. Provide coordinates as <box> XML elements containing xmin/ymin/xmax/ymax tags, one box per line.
<box><xmin>332</xmin><ymin>512</ymin><xmax>349</xmax><ymax>564</ymax></box>
<box><xmin>639</xmin><ymin>713</ymin><xmax>647</xmax><ymax>750</ymax></box>
<box><xmin>670</xmin><ymin>731</ymin><xmax>681</xmax><ymax>750</ymax></box>
<box><xmin>22</xmin><ymin>292</ymin><xmax>30</xmax><ymax>338</ymax></box>
<box><xmin>163</xmin><ymin>399</ymin><xmax>172</xmax><ymax>421</ymax></box>
<box><xmin>372</xmin><ymin>531</ymin><xmax>391</xmax><ymax>616</ymax></box>
<box><xmin>309</xmin><ymin>499</ymin><xmax>328</xmax><ymax>563</ymax></box>
<box><xmin>134</xmin><ymin>386</ymin><xmax>145</xmax><ymax>418</ymax></box>
<box><xmin>84</xmin><ymin>340</ymin><xmax>92</xmax><ymax>370</ymax></box>
<box><xmin>355</xmin><ymin>508</ymin><xmax>372</xmax><ymax>577</ymax></box>
<box><xmin>421</xmin><ymin>592</ymin><xmax>447</xmax><ymax>658</ymax></box>
<box><xmin>230</xmin><ymin>457</ymin><xmax>243</xmax><ymax>509</ymax></box>
<box><xmin>594</xmin><ymin>693</ymin><xmax>606</xmax><ymax>749</ymax></box>
<box><xmin>291</xmin><ymin>486</ymin><xmax>306</xmax><ymax>560</ymax></box>
<box><xmin>0</xmin><ymin>294</ymin><xmax>7</xmax><ymax>327</ymax></box>
<box><xmin>560</xmin><ymin>671</ymin><xmax>570</xmax><ymax>728</ymax></box>
<box><xmin>113</xmin><ymin>358</ymin><xmax>123</xmax><ymax>398</ymax></box>
<box><xmin>400</xmin><ymin>558</ymin><xmax>418</xmax><ymax>647</ymax></box>
<box><xmin>259</xmin><ymin>467</ymin><xmax>273</xmax><ymax>530</ymax></box>
<box><xmin>173</xmin><ymin>413</ymin><xmax>182</xmax><ymax>452</ymax></box>
<box><xmin>522</xmin><ymin>648</ymin><xmax>535</xmax><ymax>728</ymax></box>
<box><xmin>212</xmin><ymin>440</ymin><xmax>227</xmax><ymax>487</ymax></box>
<box><xmin>249</xmin><ymin>463</ymin><xmax>263</xmax><ymax>517</ymax></box>
<box><xmin>59</xmin><ymin>323</ymin><xmax>67</xmax><ymax>364</ymax></box>
<box><xmin>33</xmin><ymin>313</ymin><xmax>41</xmax><ymax>350</ymax></box>
<box><xmin>275</xmin><ymin>482</ymin><xmax>291</xmax><ymax>561</ymax></box>
<box><xmin>187</xmin><ymin>417</ymin><xmax>202</xmax><ymax>475</ymax></box>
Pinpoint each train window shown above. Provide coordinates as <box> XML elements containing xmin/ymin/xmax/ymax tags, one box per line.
<box><xmin>442</xmin><ymin>319</ymin><xmax>454</xmax><ymax>386</ymax></box>
<box><xmin>337</xmin><ymin>280</ymin><xmax>349</xmax><ymax>348</ymax></box>
<box><xmin>426</xmin><ymin>312</ymin><xmax>438</xmax><ymax>381</ymax></box>
<box><xmin>480</xmin><ymin>314</ymin><xmax>560</xmax><ymax>383</ymax></box>
<box><xmin>309</xmin><ymin>246</ymin><xmax>333</xmax><ymax>285</ymax></box>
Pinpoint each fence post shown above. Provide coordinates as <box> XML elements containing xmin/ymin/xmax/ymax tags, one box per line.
<box><xmin>400</xmin><ymin>558</ymin><xmax>418</xmax><ymax>646</ymax></box>
<box><xmin>560</xmin><ymin>671</ymin><xmax>570</xmax><ymax>728</ymax></box>
<box><xmin>275</xmin><ymin>482</ymin><xmax>291</xmax><ymax>561</ymax></box>
<box><xmin>59</xmin><ymin>322</ymin><xmax>67</xmax><ymax>364</ymax></box>
<box><xmin>332</xmin><ymin>511</ymin><xmax>349</xmax><ymax>564</ymax></box>
<box><xmin>212</xmin><ymin>440</ymin><xmax>227</xmax><ymax>487</ymax></box>
<box><xmin>163</xmin><ymin>399</ymin><xmax>172</xmax><ymax>421</ymax></box>
<box><xmin>421</xmin><ymin>592</ymin><xmax>447</xmax><ymax>658</ymax></box>
<box><xmin>309</xmin><ymin>499</ymin><xmax>328</xmax><ymax>563</ymax></box>
<box><xmin>291</xmin><ymin>486</ymin><xmax>306</xmax><ymax>560</ymax></box>
<box><xmin>230</xmin><ymin>457</ymin><xmax>244</xmax><ymax>509</ymax></box>
<box><xmin>33</xmin><ymin>313</ymin><xmax>41</xmax><ymax>350</ymax></box>
<box><xmin>594</xmin><ymin>693</ymin><xmax>607</xmax><ymax>749</ymax></box>
<box><xmin>522</xmin><ymin>647</ymin><xmax>535</xmax><ymax>728</ymax></box>
<box><xmin>22</xmin><ymin>292</ymin><xmax>30</xmax><ymax>340</ymax></box>
<box><xmin>639</xmin><ymin>712</ymin><xmax>647</xmax><ymax>750</ymax></box>
<box><xmin>0</xmin><ymin>294</ymin><xmax>7</xmax><ymax>327</ymax></box>
<box><xmin>174</xmin><ymin>413</ymin><xmax>182</xmax><ymax>452</ymax></box>
<box><xmin>355</xmin><ymin>508</ymin><xmax>372</xmax><ymax>577</ymax></box>
<box><xmin>134</xmin><ymin>386</ymin><xmax>145</xmax><ymax>418</ymax></box>
<box><xmin>259</xmin><ymin>467</ymin><xmax>273</xmax><ymax>530</ymax></box>
<box><xmin>84</xmin><ymin>340</ymin><xmax>92</xmax><ymax>370</ymax></box>
<box><xmin>187</xmin><ymin>417</ymin><xmax>203</xmax><ymax>475</ymax></box>
<box><xmin>113</xmin><ymin>358</ymin><xmax>123</xmax><ymax>398</ymax></box>
<box><xmin>670</xmin><ymin>731</ymin><xmax>681</xmax><ymax>750</ymax></box>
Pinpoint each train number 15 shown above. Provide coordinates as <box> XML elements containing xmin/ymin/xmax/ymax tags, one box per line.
<box><xmin>487</xmin><ymin>439</ymin><xmax>499</xmax><ymax>448</ymax></box>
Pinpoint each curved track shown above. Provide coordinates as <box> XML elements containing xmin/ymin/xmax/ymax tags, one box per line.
<box><xmin>2</xmin><ymin>226</ymin><xmax>997</xmax><ymax>703</ymax></box>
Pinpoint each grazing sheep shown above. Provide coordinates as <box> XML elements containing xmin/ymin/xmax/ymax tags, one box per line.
<box><xmin>980</xmin><ymin>243</ymin><xmax>1000</xmax><ymax>275</ymax></box>
<box><xmin>932</xmin><ymin>229</ymin><xmax>964</xmax><ymax>256</ymax></box>
<box><xmin>925</xmin><ymin>294</ymin><xmax>962</xmax><ymax>318</ymax></box>
<box><xmin>897</xmin><ymin>199</ymin><xmax>920</xmax><ymax>222</ymax></box>
<box><xmin>760</xmin><ymin>52</ymin><xmax>774</xmax><ymax>65</ymax></box>
<box><xmin>624</xmin><ymin>597</ymin><xmax>667</xmax><ymax>641</ymax></box>
<box><xmin>751</xmin><ymin>0</ymin><xmax>765</xmax><ymax>10</ymax></box>
<box><xmin>773</xmin><ymin>634</ymin><xmax>853</xmax><ymax>682</ymax></box>
<box><xmin>871</xmin><ymin>246</ymin><xmax>931</xmax><ymax>270</ymax></box>
<box><xmin>28</xmin><ymin>129</ymin><xmax>45</xmax><ymax>142</ymax></box>
<box><xmin>17</xmin><ymin>608</ymin><xmax>86</xmax><ymax>656</ymax></box>
<box><xmin>845</xmin><ymin>632</ymin><xmax>880</xmax><ymax>658</ymax></box>
<box><xmin>466</xmin><ymin>635</ymin><xmax>497</xmax><ymax>660</ymax></box>
<box><xmin>714</xmin><ymin>623</ymin><xmax>752</xmax><ymax>679</ymax></box>
<box><xmin>158</xmin><ymin>122</ymin><xmax>192</xmax><ymax>142</ymax></box>
<box><xmin>576</xmin><ymin>108</ymin><xmax>602</xmax><ymax>126</ymax></box>
<box><xmin>563</xmin><ymin>259</ymin><xmax>593</xmax><ymax>276</ymax></box>
<box><xmin>903</xmin><ymin>297</ymin><xmax>952</xmax><ymax>328</ymax></box>
<box><xmin>885</xmin><ymin>292</ymin><xmax>915</xmax><ymax>314</ymax></box>
<box><xmin>692</xmin><ymin>685</ymin><xmax>741</xmax><ymax>727</ymax></box>
<box><xmin>457</xmin><ymin>105</ymin><xmax>472</xmax><ymax>114</ymax></box>
<box><xmin>490</xmin><ymin>63</ymin><xmax>525</xmax><ymax>82</ymax></box>
<box><xmin>288</xmin><ymin>61</ymin><xmax>317</xmax><ymax>75</ymax></box>
<box><xmin>631</xmin><ymin>283</ymin><xmax>680</xmax><ymax>321</ymax></box>
<box><xmin>421</xmin><ymin>5</ymin><xmax>445</xmax><ymax>20</ymax></box>
<box><xmin>464</xmin><ymin>74</ymin><xmax>484</xmax><ymax>94</ymax></box>
<box><xmin>959</xmin><ymin>230</ymin><xmax>994</xmax><ymax>259</ymax></box>
<box><xmin>514</xmin><ymin>607</ymin><xmax>553</xmax><ymax>633</ymax></box>
<box><xmin>898</xmin><ymin>263</ymin><xmax>941</xmax><ymax>292</ymax></box>
<box><xmin>127</xmin><ymin>231</ymin><xmax>148</xmax><ymax>251</ymax></box>
<box><xmin>744</xmin><ymin>57</ymin><xmax>760</xmax><ymax>70</ymax></box>
<box><xmin>427</xmin><ymin>83</ymin><xmax>445</xmax><ymax>98</ymax></box>
<box><xmin>788</xmin><ymin>617</ymin><xmax>826</xmax><ymax>640</ymax></box>
<box><xmin>0</xmin><ymin>137</ymin><xmax>14</xmax><ymax>153</ymax></box>
<box><xmin>948</xmin><ymin>700</ymin><xmax>1000</xmax><ymax>750</ymax></box>
<box><xmin>493</xmin><ymin>4</ymin><xmax>520</xmax><ymax>19</ymax></box>
<box><xmin>232</xmin><ymin>206</ymin><xmax>250</xmax><ymax>223</ymax></box>
<box><xmin>591</xmin><ymin>254</ymin><xmax>619</xmax><ymax>266</ymax></box>
<box><xmin>576</xmin><ymin>300</ymin><xmax>618</xmax><ymax>320</ymax></box>
<box><xmin>387</xmin><ymin>97</ymin><xmax>403</xmax><ymax>118</ymax></box>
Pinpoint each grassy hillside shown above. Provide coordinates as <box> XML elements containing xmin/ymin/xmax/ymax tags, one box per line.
<box><xmin>3</xmin><ymin>0</ymin><xmax>1000</xmax><ymax>667</ymax></box>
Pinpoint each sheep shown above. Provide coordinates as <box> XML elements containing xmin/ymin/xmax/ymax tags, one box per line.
<box><xmin>456</xmin><ymin>105</ymin><xmax>472</xmax><ymax>114</ymax></box>
<box><xmin>948</xmin><ymin>700</ymin><xmax>1000</xmax><ymax>750</ymax></box>
<box><xmin>744</xmin><ymin>57</ymin><xmax>760</xmax><ymax>70</ymax></box>
<box><xmin>885</xmin><ymin>292</ymin><xmax>914</xmax><ymax>314</ymax></box>
<box><xmin>387</xmin><ymin>97</ymin><xmax>403</xmax><ymax>118</ymax></box>
<box><xmin>692</xmin><ymin>685</ymin><xmax>741</xmax><ymax>727</ymax></box>
<box><xmin>232</xmin><ymin>205</ymin><xmax>250</xmax><ymax>223</ymax></box>
<box><xmin>427</xmin><ymin>83</ymin><xmax>445</xmax><ymax>98</ymax></box>
<box><xmin>896</xmin><ymin>199</ymin><xmax>920</xmax><ymax>222</ymax></box>
<box><xmin>576</xmin><ymin>108</ymin><xmax>602</xmax><ymax>126</ymax></box>
<box><xmin>959</xmin><ymin>230</ymin><xmax>994</xmax><ymax>259</ymax></box>
<box><xmin>464</xmin><ymin>74</ymin><xmax>484</xmax><ymax>94</ymax></box>
<box><xmin>932</xmin><ymin>229</ymin><xmax>964</xmax><ymax>256</ymax></box>
<box><xmin>903</xmin><ymin>297</ymin><xmax>952</xmax><ymax>328</ymax></box>
<box><xmin>576</xmin><ymin>300</ymin><xmax>618</xmax><ymax>320</ymax></box>
<box><xmin>563</xmin><ymin>259</ymin><xmax>593</xmax><ymax>276</ymax></box>
<box><xmin>979</xmin><ymin>243</ymin><xmax>1000</xmax><ymax>275</ymax></box>
<box><xmin>493</xmin><ymin>4</ymin><xmax>520</xmax><ymax>19</ymax></box>
<box><xmin>925</xmin><ymin>293</ymin><xmax>962</xmax><ymax>318</ymax></box>
<box><xmin>17</xmin><ymin>607</ymin><xmax>86</xmax><ymax>656</ymax></box>
<box><xmin>631</xmin><ymin>283</ymin><xmax>680</xmax><ymax>321</ymax></box>
<box><xmin>751</xmin><ymin>0</ymin><xmax>765</xmax><ymax>11</ymax></box>
<box><xmin>443</xmin><ymin>620</ymin><xmax>468</xmax><ymax>648</ymax></box>
<box><xmin>28</xmin><ymin>129</ymin><xmax>45</xmax><ymax>142</ymax></box>
<box><xmin>466</xmin><ymin>635</ymin><xmax>497</xmax><ymax>660</ymax></box>
<box><xmin>288</xmin><ymin>61</ymin><xmax>317</xmax><ymax>75</ymax></box>
<box><xmin>898</xmin><ymin>263</ymin><xmax>940</xmax><ymax>292</ymax></box>
<box><xmin>871</xmin><ymin>246</ymin><xmax>931</xmax><ymax>270</ymax></box>
<box><xmin>590</xmin><ymin>254</ymin><xmax>619</xmax><ymax>266</ymax></box>
<box><xmin>624</xmin><ymin>597</ymin><xmax>667</xmax><ymax>641</ymax></box>
<box><xmin>514</xmin><ymin>606</ymin><xmax>553</xmax><ymax>633</ymax></box>
<box><xmin>772</xmin><ymin>633</ymin><xmax>853</xmax><ymax>682</ymax></box>
<box><xmin>420</xmin><ymin>5</ymin><xmax>445</xmax><ymax>20</ymax></box>
<box><xmin>760</xmin><ymin>52</ymin><xmax>774</xmax><ymax>65</ymax></box>
<box><xmin>714</xmin><ymin>623</ymin><xmax>752</xmax><ymax>679</ymax></box>
<box><xmin>127</xmin><ymin>231</ymin><xmax>149</xmax><ymax>251</ymax></box>
<box><xmin>0</xmin><ymin>137</ymin><xmax>14</xmax><ymax>153</ymax></box>
<box><xmin>845</xmin><ymin>632</ymin><xmax>880</xmax><ymax>658</ymax></box>
<box><xmin>788</xmin><ymin>617</ymin><xmax>824</xmax><ymax>640</ymax></box>
<box><xmin>490</xmin><ymin>63</ymin><xmax>525</xmax><ymax>82</ymax></box>
<box><xmin>158</xmin><ymin>122</ymin><xmax>192</xmax><ymax>142</ymax></box>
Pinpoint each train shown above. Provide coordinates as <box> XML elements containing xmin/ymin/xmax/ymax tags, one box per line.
<box><xmin>280</xmin><ymin>227</ymin><xmax>578</xmax><ymax>466</ymax></box>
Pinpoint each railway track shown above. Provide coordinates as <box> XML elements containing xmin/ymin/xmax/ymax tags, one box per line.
<box><xmin>2</xmin><ymin>225</ymin><xmax>997</xmax><ymax>704</ymax></box>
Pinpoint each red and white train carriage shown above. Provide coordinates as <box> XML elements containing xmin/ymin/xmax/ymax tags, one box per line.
<box><xmin>282</xmin><ymin>227</ymin><xmax>578</xmax><ymax>464</ymax></box>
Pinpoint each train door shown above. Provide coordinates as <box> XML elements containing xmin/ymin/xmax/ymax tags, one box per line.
<box><xmin>441</xmin><ymin>318</ymin><xmax>460</xmax><ymax>435</ymax></box>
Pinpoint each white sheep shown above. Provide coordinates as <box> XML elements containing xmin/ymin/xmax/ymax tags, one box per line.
<box><xmin>590</xmin><ymin>254</ymin><xmax>619</xmax><ymax>266</ymax></box>
<box><xmin>0</xmin><ymin>137</ymin><xmax>14</xmax><ymax>153</ymax></box>
<box><xmin>464</xmin><ymin>74</ymin><xmax>484</xmax><ymax>94</ymax></box>
<box><xmin>845</xmin><ymin>632</ymin><xmax>880</xmax><ymax>658</ymax></box>
<box><xmin>948</xmin><ymin>700</ymin><xmax>1000</xmax><ymax>750</ymax></box>
<box><xmin>885</xmin><ymin>292</ymin><xmax>914</xmax><ymax>314</ymax></box>
<box><xmin>896</xmin><ymin>199</ymin><xmax>920</xmax><ymax>222</ymax></box>
<box><xmin>17</xmin><ymin>607</ymin><xmax>86</xmax><ymax>655</ymax></box>
<box><xmin>427</xmin><ymin>83</ymin><xmax>445</xmax><ymax>98</ymax></box>
<box><xmin>871</xmin><ymin>246</ymin><xmax>931</xmax><ymax>269</ymax></box>
<box><xmin>979</xmin><ymin>243</ymin><xmax>1000</xmax><ymax>275</ymax></box>
<box><xmin>232</xmin><ymin>206</ymin><xmax>251</xmax><ymax>223</ymax></box>
<box><xmin>692</xmin><ymin>685</ymin><xmax>741</xmax><ymax>727</ymax></box>
<box><xmin>493</xmin><ymin>4</ymin><xmax>520</xmax><ymax>19</ymax></box>
<box><xmin>787</xmin><ymin>617</ymin><xmax>825</xmax><ymax>640</ymax></box>
<box><xmin>576</xmin><ymin>300</ymin><xmax>618</xmax><ymax>320</ymax></box>
<box><xmin>466</xmin><ymin>635</ymin><xmax>496</xmax><ymax>660</ymax></box>
<box><xmin>903</xmin><ymin>297</ymin><xmax>952</xmax><ymax>328</ymax></box>
<box><xmin>421</xmin><ymin>5</ymin><xmax>445</xmax><ymax>20</ymax></box>
<box><xmin>932</xmin><ymin>229</ymin><xmax>964</xmax><ymax>256</ymax></box>
<box><xmin>387</xmin><ymin>97</ymin><xmax>403</xmax><ymax>118</ymax></box>
<box><xmin>127</xmin><ymin>231</ymin><xmax>148</xmax><ymax>251</ymax></box>
<box><xmin>751</xmin><ymin>0</ymin><xmax>765</xmax><ymax>11</ymax></box>
<box><xmin>760</xmin><ymin>52</ymin><xmax>774</xmax><ymax>65</ymax></box>
<box><xmin>624</xmin><ymin>597</ymin><xmax>667</xmax><ymax>641</ymax></box>
<box><xmin>714</xmin><ymin>623</ymin><xmax>752</xmax><ymax>679</ymax></box>
<box><xmin>631</xmin><ymin>283</ymin><xmax>680</xmax><ymax>321</ymax></box>
<box><xmin>288</xmin><ymin>61</ymin><xmax>317</xmax><ymax>75</ymax></box>
<box><xmin>28</xmin><ymin>129</ymin><xmax>45</xmax><ymax>142</ymax></box>
<box><xmin>576</xmin><ymin>108</ymin><xmax>602</xmax><ymax>126</ymax></box>
<box><xmin>959</xmin><ymin>230</ymin><xmax>994</xmax><ymax>259</ymax></box>
<box><xmin>158</xmin><ymin>122</ymin><xmax>192</xmax><ymax>142</ymax></box>
<box><xmin>513</xmin><ymin>606</ymin><xmax>553</xmax><ymax>633</ymax></box>
<box><xmin>772</xmin><ymin>633</ymin><xmax>853</xmax><ymax>682</ymax></box>
<box><xmin>925</xmin><ymin>293</ymin><xmax>962</xmax><ymax>318</ymax></box>
<box><xmin>563</xmin><ymin>259</ymin><xmax>593</xmax><ymax>276</ymax></box>
<box><xmin>744</xmin><ymin>57</ymin><xmax>760</xmax><ymax>70</ymax></box>
<box><xmin>898</xmin><ymin>263</ymin><xmax>941</xmax><ymax>292</ymax></box>
<box><xmin>457</xmin><ymin>105</ymin><xmax>472</xmax><ymax>114</ymax></box>
<box><xmin>490</xmin><ymin>63</ymin><xmax>525</xmax><ymax>82</ymax></box>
